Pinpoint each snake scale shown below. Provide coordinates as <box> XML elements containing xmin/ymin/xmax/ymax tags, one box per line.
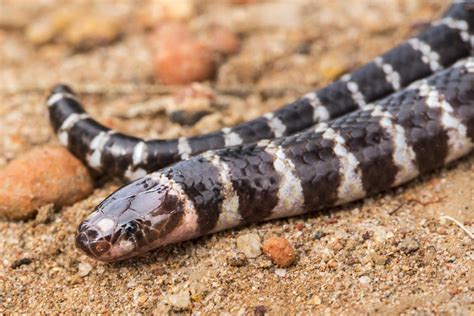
<box><xmin>46</xmin><ymin>1</ymin><xmax>474</xmax><ymax>261</ymax></box>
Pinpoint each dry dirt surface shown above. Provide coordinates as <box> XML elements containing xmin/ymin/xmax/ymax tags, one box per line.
<box><xmin>0</xmin><ymin>0</ymin><xmax>473</xmax><ymax>314</ymax></box>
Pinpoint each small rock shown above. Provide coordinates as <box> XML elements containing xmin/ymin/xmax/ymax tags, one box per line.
<box><xmin>137</xmin><ymin>0</ymin><xmax>195</xmax><ymax>28</ymax></box>
<box><xmin>170</xmin><ymin>110</ymin><xmax>211</xmax><ymax>126</ymax></box>
<box><xmin>77</xmin><ymin>262</ymin><xmax>92</xmax><ymax>277</ymax></box>
<box><xmin>26</xmin><ymin>9</ymin><xmax>76</xmax><ymax>45</ymax></box>
<box><xmin>274</xmin><ymin>268</ymin><xmax>287</xmax><ymax>277</ymax></box>
<box><xmin>358</xmin><ymin>275</ymin><xmax>371</xmax><ymax>285</ymax></box>
<box><xmin>10</xmin><ymin>257</ymin><xmax>33</xmax><ymax>269</ymax></box>
<box><xmin>236</xmin><ymin>233</ymin><xmax>262</xmax><ymax>258</ymax></box>
<box><xmin>448</xmin><ymin>286</ymin><xmax>461</xmax><ymax>296</ymax></box>
<box><xmin>362</xmin><ymin>231</ymin><xmax>372</xmax><ymax>240</ymax></box>
<box><xmin>373</xmin><ymin>227</ymin><xmax>389</xmax><ymax>243</ymax></box>
<box><xmin>133</xmin><ymin>288</ymin><xmax>146</xmax><ymax>305</ymax></box>
<box><xmin>313</xmin><ymin>231</ymin><xmax>326</xmax><ymax>240</ymax></box>
<box><xmin>228</xmin><ymin>252</ymin><xmax>248</xmax><ymax>267</ymax></box>
<box><xmin>308</xmin><ymin>295</ymin><xmax>322</xmax><ymax>305</ymax></box>
<box><xmin>330</xmin><ymin>240</ymin><xmax>344</xmax><ymax>252</ymax></box>
<box><xmin>159</xmin><ymin>0</ymin><xmax>195</xmax><ymax>21</ymax></box>
<box><xmin>295</xmin><ymin>223</ymin><xmax>304</xmax><ymax>231</ymax></box>
<box><xmin>398</xmin><ymin>237</ymin><xmax>420</xmax><ymax>254</ymax></box>
<box><xmin>254</xmin><ymin>305</ymin><xmax>267</xmax><ymax>316</ymax></box>
<box><xmin>262</xmin><ymin>236</ymin><xmax>296</xmax><ymax>267</ymax></box>
<box><xmin>0</xmin><ymin>146</ymin><xmax>94</xmax><ymax>220</ymax></box>
<box><xmin>64</xmin><ymin>15</ymin><xmax>122</xmax><ymax>50</ymax></box>
<box><xmin>436</xmin><ymin>226</ymin><xmax>447</xmax><ymax>235</ymax></box>
<box><xmin>326</xmin><ymin>259</ymin><xmax>337</xmax><ymax>269</ymax></box>
<box><xmin>152</xmin><ymin>37</ymin><xmax>215</xmax><ymax>85</ymax></box>
<box><xmin>26</xmin><ymin>17</ymin><xmax>60</xmax><ymax>45</ymax></box>
<box><xmin>370</xmin><ymin>251</ymin><xmax>386</xmax><ymax>265</ymax></box>
<box><xmin>207</xmin><ymin>26</ymin><xmax>240</xmax><ymax>55</ymax></box>
<box><xmin>190</xmin><ymin>281</ymin><xmax>207</xmax><ymax>296</ymax></box>
<box><xmin>167</xmin><ymin>291</ymin><xmax>191</xmax><ymax>309</ymax></box>
<box><xmin>168</xmin><ymin>83</ymin><xmax>215</xmax><ymax>125</ymax></box>
<box><xmin>34</xmin><ymin>203</ymin><xmax>55</xmax><ymax>224</ymax></box>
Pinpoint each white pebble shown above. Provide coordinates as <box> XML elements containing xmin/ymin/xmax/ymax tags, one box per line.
<box><xmin>274</xmin><ymin>268</ymin><xmax>287</xmax><ymax>277</ymax></box>
<box><xmin>358</xmin><ymin>275</ymin><xmax>371</xmax><ymax>285</ymax></box>
<box><xmin>167</xmin><ymin>291</ymin><xmax>191</xmax><ymax>309</ymax></box>
<box><xmin>308</xmin><ymin>295</ymin><xmax>322</xmax><ymax>305</ymax></box>
<box><xmin>374</xmin><ymin>227</ymin><xmax>392</xmax><ymax>243</ymax></box>
<box><xmin>236</xmin><ymin>233</ymin><xmax>262</xmax><ymax>258</ymax></box>
<box><xmin>77</xmin><ymin>262</ymin><xmax>92</xmax><ymax>277</ymax></box>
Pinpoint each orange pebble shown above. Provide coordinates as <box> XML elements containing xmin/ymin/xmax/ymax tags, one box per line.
<box><xmin>153</xmin><ymin>39</ymin><xmax>215</xmax><ymax>85</ymax></box>
<box><xmin>0</xmin><ymin>146</ymin><xmax>93</xmax><ymax>220</ymax></box>
<box><xmin>262</xmin><ymin>236</ymin><xmax>296</xmax><ymax>267</ymax></box>
<box><xmin>207</xmin><ymin>26</ymin><xmax>240</xmax><ymax>55</ymax></box>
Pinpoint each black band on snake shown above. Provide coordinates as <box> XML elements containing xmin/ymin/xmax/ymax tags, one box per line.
<box><xmin>45</xmin><ymin>2</ymin><xmax>474</xmax><ymax>261</ymax></box>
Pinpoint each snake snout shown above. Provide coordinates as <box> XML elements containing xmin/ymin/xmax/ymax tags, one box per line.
<box><xmin>75</xmin><ymin>226</ymin><xmax>112</xmax><ymax>260</ymax></box>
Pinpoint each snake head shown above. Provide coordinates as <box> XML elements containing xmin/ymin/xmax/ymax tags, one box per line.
<box><xmin>75</xmin><ymin>173</ymin><xmax>188</xmax><ymax>261</ymax></box>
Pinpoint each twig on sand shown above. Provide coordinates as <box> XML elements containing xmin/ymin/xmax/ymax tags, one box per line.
<box><xmin>439</xmin><ymin>215</ymin><xmax>474</xmax><ymax>240</ymax></box>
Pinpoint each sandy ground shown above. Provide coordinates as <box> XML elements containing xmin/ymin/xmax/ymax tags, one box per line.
<box><xmin>0</xmin><ymin>0</ymin><xmax>473</xmax><ymax>314</ymax></box>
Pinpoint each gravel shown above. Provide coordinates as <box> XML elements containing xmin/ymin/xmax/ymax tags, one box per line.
<box><xmin>1</xmin><ymin>0</ymin><xmax>472</xmax><ymax>314</ymax></box>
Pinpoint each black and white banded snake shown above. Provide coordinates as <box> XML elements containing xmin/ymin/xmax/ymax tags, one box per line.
<box><xmin>46</xmin><ymin>2</ymin><xmax>474</xmax><ymax>261</ymax></box>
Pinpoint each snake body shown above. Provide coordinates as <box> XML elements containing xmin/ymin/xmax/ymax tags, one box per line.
<box><xmin>45</xmin><ymin>2</ymin><xmax>474</xmax><ymax>261</ymax></box>
<box><xmin>74</xmin><ymin>60</ymin><xmax>474</xmax><ymax>261</ymax></box>
<box><xmin>48</xmin><ymin>2</ymin><xmax>473</xmax><ymax>181</ymax></box>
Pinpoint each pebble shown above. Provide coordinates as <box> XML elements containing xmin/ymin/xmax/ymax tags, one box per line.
<box><xmin>206</xmin><ymin>26</ymin><xmax>240</xmax><ymax>55</ymax></box>
<box><xmin>274</xmin><ymin>268</ymin><xmax>287</xmax><ymax>277</ymax></box>
<box><xmin>236</xmin><ymin>233</ymin><xmax>262</xmax><ymax>258</ymax></box>
<box><xmin>159</xmin><ymin>0</ymin><xmax>195</xmax><ymax>22</ymax></box>
<box><xmin>326</xmin><ymin>259</ymin><xmax>338</xmax><ymax>269</ymax></box>
<box><xmin>10</xmin><ymin>258</ymin><xmax>33</xmax><ymax>269</ymax></box>
<box><xmin>398</xmin><ymin>237</ymin><xmax>420</xmax><ymax>254</ymax></box>
<box><xmin>358</xmin><ymin>275</ymin><xmax>371</xmax><ymax>285</ymax></box>
<box><xmin>330</xmin><ymin>240</ymin><xmax>344</xmax><ymax>252</ymax></box>
<box><xmin>167</xmin><ymin>291</ymin><xmax>191</xmax><ymax>309</ymax></box>
<box><xmin>228</xmin><ymin>252</ymin><xmax>248</xmax><ymax>267</ymax></box>
<box><xmin>0</xmin><ymin>146</ymin><xmax>93</xmax><ymax>220</ymax></box>
<box><xmin>77</xmin><ymin>262</ymin><xmax>93</xmax><ymax>277</ymax></box>
<box><xmin>295</xmin><ymin>223</ymin><xmax>304</xmax><ymax>231</ymax></box>
<box><xmin>314</xmin><ymin>231</ymin><xmax>326</xmax><ymax>240</ymax></box>
<box><xmin>254</xmin><ymin>305</ymin><xmax>267</xmax><ymax>316</ymax></box>
<box><xmin>137</xmin><ymin>0</ymin><xmax>195</xmax><ymax>28</ymax></box>
<box><xmin>64</xmin><ymin>15</ymin><xmax>121</xmax><ymax>50</ymax></box>
<box><xmin>152</xmin><ymin>37</ymin><xmax>215</xmax><ymax>85</ymax></box>
<box><xmin>25</xmin><ymin>9</ymin><xmax>77</xmax><ymax>45</ymax></box>
<box><xmin>308</xmin><ymin>295</ymin><xmax>322</xmax><ymax>305</ymax></box>
<box><xmin>262</xmin><ymin>236</ymin><xmax>296</xmax><ymax>267</ymax></box>
<box><xmin>169</xmin><ymin>84</ymin><xmax>214</xmax><ymax>125</ymax></box>
<box><xmin>374</xmin><ymin>227</ymin><xmax>393</xmax><ymax>243</ymax></box>
<box><xmin>25</xmin><ymin>8</ymin><xmax>122</xmax><ymax>49</ymax></box>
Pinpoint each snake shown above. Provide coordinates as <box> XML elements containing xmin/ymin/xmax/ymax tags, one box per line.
<box><xmin>46</xmin><ymin>2</ymin><xmax>474</xmax><ymax>261</ymax></box>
